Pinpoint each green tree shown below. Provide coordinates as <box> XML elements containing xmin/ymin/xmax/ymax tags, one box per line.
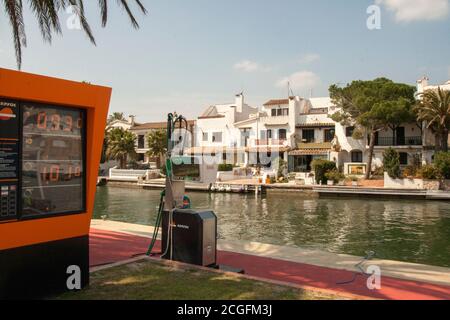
<box><xmin>434</xmin><ymin>151</ymin><xmax>450</xmax><ymax>179</ymax></box>
<box><xmin>311</xmin><ymin>159</ymin><xmax>337</xmax><ymax>185</ymax></box>
<box><xmin>106</xmin><ymin>128</ymin><xmax>137</xmax><ymax>169</ymax></box>
<box><xmin>415</xmin><ymin>87</ymin><xmax>450</xmax><ymax>152</ymax></box>
<box><xmin>107</xmin><ymin>112</ymin><xmax>126</xmax><ymax>125</ymax></box>
<box><xmin>330</xmin><ymin>78</ymin><xmax>416</xmax><ymax>179</ymax></box>
<box><xmin>146</xmin><ymin>130</ymin><xmax>167</xmax><ymax>168</ymax></box>
<box><xmin>383</xmin><ymin>147</ymin><xmax>401</xmax><ymax>179</ymax></box>
<box><xmin>2</xmin><ymin>0</ymin><xmax>147</xmax><ymax>69</ymax></box>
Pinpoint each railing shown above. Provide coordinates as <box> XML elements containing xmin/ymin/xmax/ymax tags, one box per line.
<box><xmin>374</xmin><ymin>136</ymin><xmax>422</xmax><ymax>146</ymax></box>
<box><xmin>109</xmin><ymin>168</ymin><xmax>149</xmax><ymax>181</ymax></box>
<box><xmin>254</xmin><ymin>139</ymin><xmax>287</xmax><ymax>146</ymax></box>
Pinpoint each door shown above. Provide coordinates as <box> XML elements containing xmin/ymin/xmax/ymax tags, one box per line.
<box><xmin>396</xmin><ymin>127</ymin><xmax>405</xmax><ymax>146</ymax></box>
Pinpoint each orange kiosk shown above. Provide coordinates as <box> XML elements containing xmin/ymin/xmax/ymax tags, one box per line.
<box><xmin>0</xmin><ymin>68</ymin><xmax>111</xmax><ymax>298</ymax></box>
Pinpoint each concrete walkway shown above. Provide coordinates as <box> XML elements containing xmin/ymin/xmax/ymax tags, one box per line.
<box><xmin>90</xmin><ymin>219</ymin><xmax>450</xmax><ymax>300</ymax></box>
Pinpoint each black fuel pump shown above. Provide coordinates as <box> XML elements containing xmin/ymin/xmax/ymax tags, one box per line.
<box><xmin>146</xmin><ymin>113</ymin><xmax>218</xmax><ymax>267</ymax></box>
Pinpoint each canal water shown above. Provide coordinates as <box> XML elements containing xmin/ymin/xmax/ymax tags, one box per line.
<box><xmin>93</xmin><ymin>187</ymin><xmax>450</xmax><ymax>268</ymax></box>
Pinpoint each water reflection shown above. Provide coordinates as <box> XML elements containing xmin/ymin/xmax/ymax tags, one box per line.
<box><xmin>93</xmin><ymin>187</ymin><xmax>450</xmax><ymax>267</ymax></box>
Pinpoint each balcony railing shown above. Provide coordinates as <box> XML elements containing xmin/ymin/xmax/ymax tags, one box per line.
<box><xmin>255</xmin><ymin>139</ymin><xmax>287</xmax><ymax>146</ymax></box>
<box><xmin>374</xmin><ymin>136</ymin><xmax>422</xmax><ymax>146</ymax></box>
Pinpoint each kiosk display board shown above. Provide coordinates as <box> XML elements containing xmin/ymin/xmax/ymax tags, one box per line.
<box><xmin>0</xmin><ymin>68</ymin><xmax>111</xmax><ymax>299</ymax></box>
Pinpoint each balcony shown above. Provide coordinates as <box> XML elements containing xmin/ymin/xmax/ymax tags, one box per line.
<box><xmin>374</xmin><ymin>136</ymin><xmax>422</xmax><ymax>147</ymax></box>
<box><xmin>255</xmin><ymin>139</ymin><xmax>287</xmax><ymax>146</ymax></box>
<box><xmin>259</xmin><ymin>115</ymin><xmax>290</xmax><ymax>126</ymax></box>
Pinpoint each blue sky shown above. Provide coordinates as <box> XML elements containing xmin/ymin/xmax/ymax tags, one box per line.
<box><xmin>0</xmin><ymin>0</ymin><xmax>449</xmax><ymax>122</ymax></box>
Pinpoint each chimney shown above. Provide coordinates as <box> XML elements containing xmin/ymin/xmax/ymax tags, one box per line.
<box><xmin>128</xmin><ymin>115</ymin><xmax>135</xmax><ymax>126</ymax></box>
<box><xmin>417</xmin><ymin>76</ymin><xmax>429</xmax><ymax>95</ymax></box>
<box><xmin>235</xmin><ymin>93</ymin><xmax>244</xmax><ymax>113</ymax></box>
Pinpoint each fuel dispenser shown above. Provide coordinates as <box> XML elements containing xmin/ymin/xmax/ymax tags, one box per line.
<box><xmin>0</xmin><ymin>68</ymin><xmax>111</xmax><ymax>299</ymax></box>
<box><xmin>146</xmin><ymin>114</ymin><xmax>218</xmax><ymax>267</ymax></box>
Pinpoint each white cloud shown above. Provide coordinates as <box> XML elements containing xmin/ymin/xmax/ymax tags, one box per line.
<box><xmin>233</xmin><ymin>60</ymin><xmax>271</xmax><ymax>72</ymax></box>
<box><xmin>298</xmin><ymin>53</ymin><xmax>320</xmax><ymax>64</ymax></box>
<box><xmin>376</xmin><ymin>0</ymin><xmax>449</xmax><ymax>22</ymax></box>
<box><xmin>276</xmin><ymin>71</ymin><xmax>320</xmax><ymax>90</ymax></box>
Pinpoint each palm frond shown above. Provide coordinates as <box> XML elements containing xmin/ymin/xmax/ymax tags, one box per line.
<box><xmin>27</xmin><ymin>0</ymin><xmax>62</xmax><ymax>42</ymax></box>
<box><xmin>3</xmin><ymin>0</ymin><xmax>147</xmax><ymax>69</ymax></box>
<box><xmin>4</xmin><ymin>0</ymin><xmax>26</xmax><ymax>69</ymax></box>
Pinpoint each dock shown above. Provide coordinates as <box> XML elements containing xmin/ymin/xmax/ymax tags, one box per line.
<box><xmin>102</xmin><ymin>177</ymin><xmax>450</xmax><ymax>200</ymax></box>
<box><xmin>313</xmin><ymin>186</ymin><xmax>450</xmax><ymax>200</ymax></box>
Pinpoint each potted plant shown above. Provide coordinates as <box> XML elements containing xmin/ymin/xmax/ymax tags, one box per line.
<box><xmin>348</xmin><ymin>175</ymin><xmax>359</xmax><ymax>186</ymax></box>
<box><xmin>325</xmin><ymin>170</ymin><xmax>345</xmax><ymax>186</ymax></box>
<box><xmin>418</xmin><ymin>164</ymin><xmax>441</xmax><ymax>190</ymax></box>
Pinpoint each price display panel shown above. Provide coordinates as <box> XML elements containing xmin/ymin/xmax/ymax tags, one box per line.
<box><xmin>21</xmin><ymin>103</ymin><xmax>86</xmax><ymax>218</ymax></box>
<box><xmin>0</xmin><ymin>98</ymin><xmax>86</xmax><ymax>220</ymax></box>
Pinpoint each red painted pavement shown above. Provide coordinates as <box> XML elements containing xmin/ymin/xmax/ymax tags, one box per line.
<box><xmin>89</xmin><ymin>228</ymin><xmax>450</xmax><ymax>300</ymax></box>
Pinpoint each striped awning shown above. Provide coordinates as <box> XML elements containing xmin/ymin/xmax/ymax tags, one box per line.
<box><xmin>289</xmin><ymin>149</ymin><xmax>330</xmax><ymax>156</ymax></box>
<box><xmin>246</xmin><ymin>146</ymin><xmax>290</xmax><ymax>153</ymax></box>
<box><xmin>296</xmin><ymin>123</ymin><xmax>335</xmax><ymax>128</ymax></box>
<box><xmin>185</xmin><ymin>146</ymin><xmax>246</xmax><ymax>155</ymax></box>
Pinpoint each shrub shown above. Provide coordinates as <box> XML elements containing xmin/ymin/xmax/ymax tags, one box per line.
<box><xmin>325</xmin><ymin>170</ymin><xmax>345</xmax><ymax>183</ymax></box>
<box><xmin>372</xmin><ymin>166</ymin><xmax>385</xmax><ymax>177</ymax></box>
<box><xmin>273</xmin><ymin>157</ymin><xmax>287</xmax><ymax>179</ymax></box>
<box><xmin>218</xmin><ymin>164</ymin><xmax>234</xmax><ymax>172</ymax></box>
<box><xmin>383</xmin><ymin>147</ymin><xmax>401</xmax><ymax>179</ymax></box>
<box><xmin>311</xmin><ymin>159</ymin><xmax>337</xmax><ymax>184</ymax></box>
<box><xmin>434</xmin><ymin>152</ymin><xmax>450</xmax><ymax>179</ymax></box>
<box><xmin>402</xmin><ymin>165</ymin><xmax>417</xmax><ymax>179</ymax></box>
<box><xmin>418</xmin><ymin>165</ymin><xmax>440</xmax><ymax>180</ymax></box>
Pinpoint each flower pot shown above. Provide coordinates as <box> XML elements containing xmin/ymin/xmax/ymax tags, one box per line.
<box><xmin>327</xmin><ymin>180</ymin><xmax>334</xmax><ymax>186</ymax></box>
<box><xmin>352</xmin><ymin>181</ymin><xmax>358</xmax><ymax>187</ymax></box>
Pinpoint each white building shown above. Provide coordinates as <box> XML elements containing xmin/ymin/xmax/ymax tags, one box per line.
<box><xmin>191</xmin><ymin>93</ymin><xmax>258</xmax><ymax>164</ymax></box>
<box><xmin>106</xmin><ymin>115</ymin><xmax>136</xmax><ymax>131</ymax></box>
<box><xmin>131</xmin><ymin>120</ymin><xmax>196</xmax><ymax>163</ymax></box>
<box><xmin>192</xmin><ymin>75</ymin><xmax>448</xmax><ymax>176</ymax></box>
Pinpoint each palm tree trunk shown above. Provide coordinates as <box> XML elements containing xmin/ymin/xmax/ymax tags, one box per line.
<box><xmin>366</xmin><ymin>130</ymin><xmax>376</xmax><ymax>179</ymax></box>
<box><xmin>442</xmin><ymin>129</ymin><xmax>449</xmax><ymax>152</ymax></box>
<box><xmin>435</xmin><ymin>133</ymin><xmax>443</xmax><ymax>152</ymax></box>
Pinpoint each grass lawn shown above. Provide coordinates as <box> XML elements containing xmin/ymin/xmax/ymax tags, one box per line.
<box><xmin>58</xmin><ymin>259</ymin><xmax>346</xmax><ymax>300</ymax></box>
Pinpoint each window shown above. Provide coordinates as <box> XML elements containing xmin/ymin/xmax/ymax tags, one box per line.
<box><xmin>260</xmin><ymin>130</ymin><xmax>266</xmax><ymax>140</ymax></box>
<box><xmin>324</xmin><ymin>129</ymin><xmax>335</xmax><ymax>143</ymax></box>
<box><xmin>267</xmin><ymin>129</ymin><xmax>272</xmax><ymax>139</ymax></box>
<box><xmin>302</xmin><ymin>129</ymin><xmax>315</xmax><ymax>143</ymax></box>
<box><xmin>241</xmin><ymin>130</ymin><xmax>250</xmax><ymax>147</ymax></box>
<box><xmin>351</xmin><ymin>150</ymin><xmax>363</xmax><ymax>163</ymax></box>
<box><xmin>138</xmin><ymin>135</ymin><xmax>145</xmax><ymax>149</ymax></box>
<box><xmin>271</xmin><ymin>108</ymin><xmax>288</xmax><ymax>117</ymax></box>
<box><xmin>346</xmin><ymin>126</ymin><xmax>355</xmax><ymax>137</ymax></box>
<box><xmin>212</xmin><ymin>132</ymin><xmax>222</xmax><ymax>143</ymax></box>
<box><xmin>279</xmin><ymin>129</ymin><xmax>287</xmax><ymax>140</ymax></box>
<box><xmin>399</xmin><ymin>152</ymin><xmax>408</xmax><ymax>165</ymax></box>
<box><xmin>202</xmin><ymin>132</ymin><xmax>208</xmax><ymax>142</ymax></box>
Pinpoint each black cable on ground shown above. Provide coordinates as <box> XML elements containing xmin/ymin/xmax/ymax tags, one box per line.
<box><xmin>336</xmin><ymin>251</ymin><xmax>376</xmax><ymax>285</ymax></box>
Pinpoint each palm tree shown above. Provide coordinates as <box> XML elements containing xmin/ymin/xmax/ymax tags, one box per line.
<box><xmin>2</xmin><ymin>0</ymin><xmax>147</xmax><ymax>69</ymax></box>
<box><xmin>416</xmin><ymin>87</ymin><xmax>450</xmax><ymax>152</ymax></box>
<box><xmin>146</xmin><ymin>130</ymin><xmax>167</xmax><ymax>168</ymax></box>
<box><xmin>107</xmin><ymin>112</ymin><xmax>126</xmax><ymax>125</ymax></box>
<box><xmin>105</xmin><ymin>127</ymin><xmax>137</xmax><ymax>169</ymax></box>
